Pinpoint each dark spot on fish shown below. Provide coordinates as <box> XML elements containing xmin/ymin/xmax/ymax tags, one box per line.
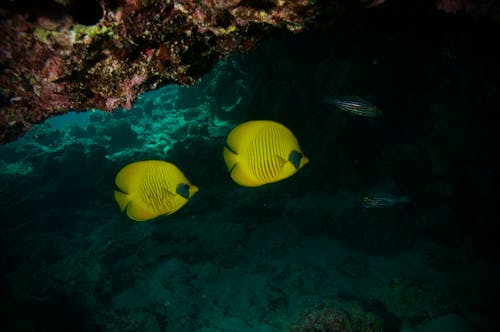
<box><xmin>176</xmin><ymin>183</ymin><xmax>190</xmax><ymax>199</ymax></box>
<box><xmin>289</xmin><ymin>150</ymin><xmax>302</xmax><ymax>170</ymax></box>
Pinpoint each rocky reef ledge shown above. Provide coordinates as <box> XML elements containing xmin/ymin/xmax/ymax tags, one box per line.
<box><xmin>0</xmin><ymin>0</ymin><xmax>318</xmax><ymax>144</ymax></box>
<box><xmin>0</xmin><ymin>0</ymin><xmax>497</xmax><ymax>144</ymax></box>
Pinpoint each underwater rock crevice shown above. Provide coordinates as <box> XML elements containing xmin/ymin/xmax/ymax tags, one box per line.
<box><xmin>0</xmin><ymin>0</ymin><xmax>322</xmax><ymax>144</ymax></box>
<box><xmin>1</xmin><ymin>0</ymin><xmax>498</xmax><ymax>144</ymax></box>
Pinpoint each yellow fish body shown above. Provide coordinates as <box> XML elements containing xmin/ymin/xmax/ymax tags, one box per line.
<box><xmin>223</xmin><ymin>120</ymin><xmax>309</xmax><ymax>187</ymax></box>
<box><xmin>114</xmin><ymin>160</ymin><xmax>198</xmax><ymax>221</ymax></box>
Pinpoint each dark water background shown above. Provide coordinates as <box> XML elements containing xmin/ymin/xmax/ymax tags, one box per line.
<box><xmin>1</xmin><ymin>3</ymin><xmax>499</xmax><ymax>332</ymax></box>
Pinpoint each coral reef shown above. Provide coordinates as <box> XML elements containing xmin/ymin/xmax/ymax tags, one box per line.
<box><xmin>370</xmin><ymin>277</ymin><xmax>455</xmax><ymax>327</ymax></box>
<box><xmin>1</xmin><ymin>0</ymin><xmax>499</xmax><ymax>144</ymax></box>
<box><xmin>1</xmin><ymin>0</ymin><xmax>360</xmax><ymax>144</ymax></box>
<box><xmin>289</xmin><ymin>300</ymin><xmax>382</xmax><ymax>332</ymax></box>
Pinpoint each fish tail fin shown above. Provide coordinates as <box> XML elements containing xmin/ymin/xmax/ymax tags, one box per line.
<box><xmin>223</xmin><ymin>146</ymin><xmax>238</xmax><ymax>172</ymax></box>
<box><xmin>114</xmin><ymin>190</ymin><xmax>130</xmax><ymax>211</ymax></box>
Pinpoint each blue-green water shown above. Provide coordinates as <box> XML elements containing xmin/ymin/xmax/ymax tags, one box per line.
<box><xmin>1</xmin><ymin>7</ymin><xmax>499</xmax><ymax>332</ymax></box>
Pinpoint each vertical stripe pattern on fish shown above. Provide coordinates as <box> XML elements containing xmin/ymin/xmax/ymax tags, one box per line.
<box><xmin>114</xmin><ymin>160</ymin><xmax>199</xmax><ymax>221</ymax></box>
<box><xmin>223</xmin><ymin>120</ymin><xmax>309</xmax><ymax>187</ymax></box>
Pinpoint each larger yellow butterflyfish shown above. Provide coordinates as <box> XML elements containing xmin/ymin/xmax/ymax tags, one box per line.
<box><xmin>114</xmin><ymin>160</ymin><xmax>198</xmax><ymax>221</ymax></box>
<box><xmin>223</xmin><ymin>120</ymin><xmax>309</xmax><ymax>187</ymax></box>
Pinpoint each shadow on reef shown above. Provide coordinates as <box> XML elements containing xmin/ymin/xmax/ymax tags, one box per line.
<box><xmin>1</xmin><ymin>2</ymin><xmax>500</xmax><ymax>331</ymax></box>
<box><xmin>3</xmin><ymin>291</ymin><xmax>98</xmax><ymax>332</ymax></box>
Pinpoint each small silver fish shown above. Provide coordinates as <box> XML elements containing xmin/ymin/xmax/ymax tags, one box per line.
<box><xmin>325</xmin><ymin>95</ymin><xmax>382</xmax><ymax>117</ymax></box>
<box><xmin>362</xmin><ymin>193</ymin><xmax>409</xmax><ymax>208</ymax></box>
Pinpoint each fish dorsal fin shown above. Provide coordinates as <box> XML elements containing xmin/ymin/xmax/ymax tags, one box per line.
<box><xmin>115</xmin><ymin>161</ymin><xmax>149</xmax><ymax>193</ymax></box>
<box><xmin>225</xmin><ymin>121</ymin><xmax>270</xmax><ymax>152</ymax></box>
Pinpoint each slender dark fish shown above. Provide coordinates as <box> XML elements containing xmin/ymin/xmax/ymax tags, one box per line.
<box><xmin>325</xmin><ymin>95</ymin><xmax>382</xmax><ymax>117</ymax></box>
<box><xmin>362</xmin><ymin>193</ymin><xmax>410</xmax><ymax>208</ymax></box>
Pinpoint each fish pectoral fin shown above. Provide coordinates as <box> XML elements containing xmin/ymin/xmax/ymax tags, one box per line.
<box><xmin>274</xmin><ymin>155</ymin><xmax>290</xmax><ymax>169</ymax></box>
<box><xmin>276</xmin><ymin>154</ymin><xmax>299</xmax><ymax>179</ymax></box>
<box><xmin>166</xmin><ymin>189</ymin><xmax>178</xmax><ymax>199</ymax></box>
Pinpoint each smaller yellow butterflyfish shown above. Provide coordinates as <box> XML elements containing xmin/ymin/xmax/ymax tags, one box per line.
<box><xmin>223</xmin><ymin>120</ymin><xmax>309</xmax><ymax>187</ymax></box>
<box><xmin>114</xmin><ymin>160</ymin><xmax>198</xmax><ymax>221</ymax></box>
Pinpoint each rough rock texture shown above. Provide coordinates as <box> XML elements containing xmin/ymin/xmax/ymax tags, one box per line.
<box><xmin>0</xmin><ymin>0</ymin><xmax>324</xmax><ymax>144</ymax></box>
<box><xmin>0</xmin><ymin>0</ymin><xmax>498</xmax><ymax>144</ymax></box>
